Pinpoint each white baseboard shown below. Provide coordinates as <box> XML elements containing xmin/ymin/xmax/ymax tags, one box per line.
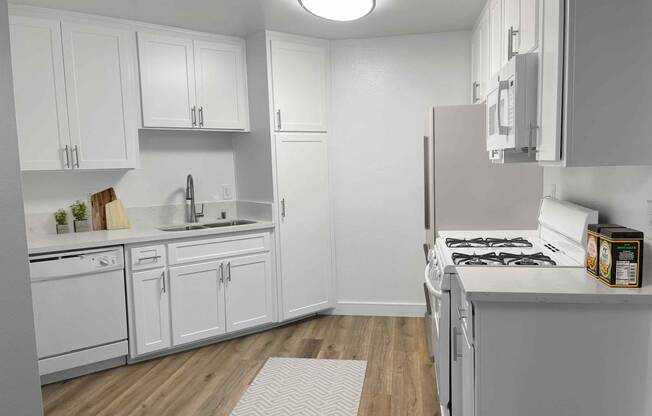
<box><xmin>325</xmin><ymin>301</ymin><xmax>426</xmax><ymax>317</ymax></box>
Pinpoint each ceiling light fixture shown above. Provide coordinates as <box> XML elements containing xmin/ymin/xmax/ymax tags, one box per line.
<box><xmin>298</xmin><ymin>0</ymin><xmax>376</xmax><ymax>22</ymax></box>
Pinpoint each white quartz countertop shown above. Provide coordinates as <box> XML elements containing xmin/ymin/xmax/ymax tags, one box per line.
<box><xmin>456</xmin><ymin>267</ymin><xmax>652</xmax><ymax>304</ymax></box>
<box><xmin>28</xmin><ymin>220</ymin><xmax>275</xmax><ymax>255</ymax></box>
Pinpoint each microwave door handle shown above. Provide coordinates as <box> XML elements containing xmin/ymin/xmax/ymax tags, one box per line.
<box><xmin>497</xmin><ymin>79</ymin><xmax>510</xmax><ymax>136</ymax></box>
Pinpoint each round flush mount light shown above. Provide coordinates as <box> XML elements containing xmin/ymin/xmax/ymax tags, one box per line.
<box><xmin>298</xmin><ymin>0</ymin><xmax>376</xmax><ymax>22</ymax></box>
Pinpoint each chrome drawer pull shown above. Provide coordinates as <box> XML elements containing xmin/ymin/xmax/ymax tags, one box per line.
<box><xmin>138</xmin><ymin>255</ymin><xmax>162</xmax><ymax>262</ymax></box>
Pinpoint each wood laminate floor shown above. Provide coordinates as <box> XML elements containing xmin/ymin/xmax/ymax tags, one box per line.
<box><xmin>41</xmin><ymin>316</ymin><xmax>439</xmax><ymax>416</ymax></box>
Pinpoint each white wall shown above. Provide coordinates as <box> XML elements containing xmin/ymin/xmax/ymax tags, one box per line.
<box><xmin>330</xmin><ymin>32</ymin><xmax>471</xmax><ymax>316</ymax></box>
<box><xmin>22</xmin><ymin>130</ymin><xmax>236</xmax><ymax>214</ymax></box>
<box><xmin>0</xmin><ymin>0</ymin><xmax>44</xmax><ymax>412</ymax></box>
<box><xmin>544</xmin><ymin>166</ymin><xmax>652</xmax><ymax>266</ymax></box>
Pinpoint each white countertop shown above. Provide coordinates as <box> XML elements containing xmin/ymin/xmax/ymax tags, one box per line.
<box><xmin>456</xmin><ymin>267</ymin><xmax>652</xmax><ymax>304</ymax></box>
<box><xmin>28</xmin><ymin>220</ymin><xmax>275</xmax><ymax>255</ymax></box>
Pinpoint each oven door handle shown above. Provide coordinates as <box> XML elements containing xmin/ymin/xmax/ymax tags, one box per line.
<box><xmin>424</xmin><ymin>267</ymin><xmax>443</xmax><ymax>299</ymax></box>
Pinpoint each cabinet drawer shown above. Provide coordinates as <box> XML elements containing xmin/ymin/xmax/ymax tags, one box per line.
<box><xmin>167</xmin><ymin>233</ymin><xmax>270</xmax><ymax>265</ymax></box>
<box><xmin>130</xmin><ymin>245</ymin><xmax>166</xmax><ymax>271</ymax></box>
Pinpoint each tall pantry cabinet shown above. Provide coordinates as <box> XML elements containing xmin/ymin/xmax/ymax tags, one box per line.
<box><xmin>234</xmin><ymin>32</ymin><xmax>335</xmax><ymax>321</ymax></box>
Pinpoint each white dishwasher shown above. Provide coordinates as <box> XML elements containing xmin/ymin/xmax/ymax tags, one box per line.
<box><xmin>29</xmin><ymin>246</ymin><xmax>128</xmax><ymax>382</ymax></box>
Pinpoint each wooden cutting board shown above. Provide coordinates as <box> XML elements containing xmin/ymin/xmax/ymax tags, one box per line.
<box><xmin>91</xmin><ymin>188</ymin><xmax>117</xmax><ymax>230</ymax></box>
<box><xmin>105</xmin><ymin>199</ymin><xmax>130</xmax><ymax>230</ymax></box>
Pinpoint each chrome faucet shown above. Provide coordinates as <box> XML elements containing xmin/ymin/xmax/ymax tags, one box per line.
<box><xmin>185</xmin><ymin>174</ymin><xmax>203</xmax><ymax>223</ymax></box>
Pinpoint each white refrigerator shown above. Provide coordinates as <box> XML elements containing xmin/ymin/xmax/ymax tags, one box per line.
<box><xmin>423</xmin><ymin>104</ymin><xmax>544</xmax><ymax>254</ymax></box>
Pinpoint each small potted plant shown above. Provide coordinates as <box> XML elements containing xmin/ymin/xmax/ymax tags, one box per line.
<box><xmin>54</xmin><ymin>209</ymin><xmax>69</xmax><ymax>234</ymax></box>
<box><xmin>70</xmin><ymin>200</ymin><xmax>90</xmax><ymax>232</ymax></box>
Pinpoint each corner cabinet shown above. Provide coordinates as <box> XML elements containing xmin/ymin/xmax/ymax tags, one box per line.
<box><xmin>270</xmin><ymin>38</ymin><xmax>329</xmax><ymax>133</ymax></box>
<box><xmin>137</xmin><ymin>31</ymin><xmax>249</xmax><ymax>131</ymax></box>
<box><xmin>126</xmin><ymin>231</ymin><xmax>275</xmax><ymax>359</ymax></box>
<box><xmin>9</xmin><ymin>14</ymin><xmax>139</xmax><ymax>170</ymax></box>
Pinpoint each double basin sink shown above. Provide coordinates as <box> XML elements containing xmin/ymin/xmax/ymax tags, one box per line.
<box><xmin>159</xmin><ymin>219</ymin><xmax>256</xmax><ymax>232</ymax></box>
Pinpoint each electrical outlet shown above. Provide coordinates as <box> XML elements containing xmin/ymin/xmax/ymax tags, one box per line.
<box><xmin>222</xmin><ymin>185</ymin><xmax>233</xmax><ymax>200</ymax></box>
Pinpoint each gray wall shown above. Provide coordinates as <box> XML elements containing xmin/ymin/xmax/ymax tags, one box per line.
<box><xmin>544</xmin><ymin>166</ymin><xmax>652</xmax><ymax>270</ymax></box>
<box><xmin>329</xmin><ymin>32</ymin><xmax>472</xmax><ymax>315</ymax></box>
<box><xmin>0</xmin><ymin>0</ymin><xmax>44</xmax><ymax>413</ymax></box>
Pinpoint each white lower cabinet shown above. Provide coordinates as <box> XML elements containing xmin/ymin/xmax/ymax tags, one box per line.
<box><xmin>131</xmin><ymin>267</ymin><xmax>171</xmax><ymax>356</ymax></box>
<box><xmin>127</xmin><ymin>232</ymin><xmax>274</xmax><ymax>358</ymax></box>
<box><xmin>225</xmin><ymin>253</ymin><xmax>274</xmax><ymax>332</ymax></box>
<box><xmin>169</xmin><ymin>261</ymin><xmax>226</xmax><ymax>346</ymax></box>
<box><xmin>461</xmin><ymin>325</ymin><xmax>475</xmax><ymax>416</ymax></box>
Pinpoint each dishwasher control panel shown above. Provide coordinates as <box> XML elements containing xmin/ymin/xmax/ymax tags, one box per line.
<box><xmin>88</xmin><ymin>252</ymin><xmax>120</xmax><ymax>268</ymax></box>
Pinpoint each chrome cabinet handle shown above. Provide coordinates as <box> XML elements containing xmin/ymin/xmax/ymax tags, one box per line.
<box><xmin>219</xmin><ymin>262</ymin><xmax>224</xmax><ymax>284</ymax></box>
<box><xmin>226</xmin><ymin>261</ymin><xmax>231</xmax><ymax>282</ymax></box>
<box><xmin>161</xmin><ymin>270</ymin><xmax>167</xmax><ymax>294</ymax></box>
<box><xmin>199</xmin><ymin>106</ymin><xmax>204</xmax><ymax>127</ymax></box>
<box><xmin>453</xmin><ymin>327</ymin><xmax>463</xmax><ymax>361</ymax></box>
<box><xmin>472</xmin><ymin>82</ymin><xmax>479</xmax><ymax>103</ymax></box>
<box><xmin>63</xmin><ymin>145</ymin><xmax>71</xmax><ymax>168</ymax></box>
<box><xmin>280</xmin><ymin>198</ymin><xmax>286</xmax><ymax>219</ymax></box>
<box><xmin>191</xmin><ymin>106</ymin><xmax>197</xmax><ymax>126</ymax></box>
<box><xmin>508</xmin><ymin>26</ymin><xmax>519</xmax><ymax>60</ymax></box>
<box><xmin>276</xmin><ymin>109</ymin><xmax>282</xmax><ymax>130</ymax></box>
<box><xmin>458</xmin><ymin>307</ymin><xmax>468</xmax><ymax>319</ymax></box>
<box><xmin>73</xmin><ymin>145</ymin><xmax>80</xmax><ymax>168</ymax></box>
<box><xmin>138</xmin><ymin>255</ymin><xmax>161</xmax><ymax>262</ymax></box>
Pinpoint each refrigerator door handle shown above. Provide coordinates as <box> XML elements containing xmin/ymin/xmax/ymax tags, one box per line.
<box><xmin>423</xmin><ymin>135</ymin><xmax>431</xmax><ymax>231</ymax></box>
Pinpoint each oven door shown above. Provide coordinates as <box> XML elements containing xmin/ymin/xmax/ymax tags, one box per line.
<box><xmin>425</xmin><ymin>265</ymin><xmax>451</xmax><ymax>415</ymax></box>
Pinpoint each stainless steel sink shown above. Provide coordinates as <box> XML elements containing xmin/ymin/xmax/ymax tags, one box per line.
<box><xmin>203</xmin><ymin>220</ymin><xmax>256</xmax><ymax>228</ymax></box>
<box><xmin>159</xmin><ymin>220</ymin><xmax>256</xmax><ymax>232</ymax></box>
<box><xmin>159</xmin><ymin>224</ymin><xmax>208</xmax><ymax>232</ymax></box>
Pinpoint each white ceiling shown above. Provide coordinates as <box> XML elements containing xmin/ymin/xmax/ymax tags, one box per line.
<box><xmin>10</xmin><ymin>0</ymin><xmax>485</xmax><ymax>39</ymax></box>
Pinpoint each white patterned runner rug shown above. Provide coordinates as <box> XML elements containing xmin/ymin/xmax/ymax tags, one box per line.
<box><xmin>230</xmin><ymin>357</ymin><xmax>367</xmax><ymax>416</ymax></box>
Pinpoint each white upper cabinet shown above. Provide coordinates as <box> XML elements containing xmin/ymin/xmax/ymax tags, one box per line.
<box><xmin>9</xmin><ymin>15</ymin><xmax>70</xmax><ymax>171</ymax></box>
<box><xmin>138</xmin><ymin>31</ymin><xmax>249</xmax><ymax>131</ymax></box>
<box><xmin>519</xmin><ymin>0</ymin><xmax>538</xmax><ymax>54</ymax></box>
<box><xmin>194</xmin><ymin>40</ymin><xmax>248</xmax><ymax>130</ymax></box>
<box><xmin>488</xmin><ymin>0</ymin><xmax>503</xmax><ymax>79</ymax></box>
<box><xmin>138</xmin><ymin>33</ymin><xmax>196</xmax><ymax>129</ymax></box>
<box><xmin>270</xmin><ymin>38</ymin><xmax>329</xmax><ymax>133</ymax></box>
<box><xmin>61</xmin><ymin>21</ymin><xmax>139</xmax><ymax>169</ymax></box>
<box><xmin>503</xmin><ymin>0</ymin><xmax>519</xmax><ymax>63</ymax></box>
<box><xmin>9</xmin><ymin>12</ymin><xmax>139</xmax><ymax>171</ymax></box>
<box><xmin>471</xmin><ymin>6</ymin><xmax>490</xmax><ymax>102</ymax></box>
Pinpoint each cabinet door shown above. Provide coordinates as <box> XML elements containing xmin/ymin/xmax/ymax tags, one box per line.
<box><xmin>138</xmin><ymin>32</ymin><xmax>196</xmax><ymax>128</ymax></box>
<box><xmin>131</xmin><ymin>268</ymin><xmax>171</xmax><ymax>356</ymax></box>
<box><xmin>276</xmin><ymin>133</ymin><xmax>333</xmax><ymax>319</ymax></box>
<box><xmin>471</xmin><ymin>27</ymin><xmax>481</xmax><ymax>103</ymax></box>
<box><xmin>9</xmin><ymin>15</ymin><xmax>70</xmax><ymax>171</ymax></box>
<box><xmin>519</xmin><ymin>0</ymin><xmax>538</xmax><ymax>53</ymax></box>
<box><xmin>461</xmin><ymin>326</ymin><xmax>476</xmax><ymax>416</ymax></box>
<box><xmin>194</xmin><ymin>40</ymin><xmax>248</xmax><ymax>130</ymax></box>
<box><xmin>169</xmin><ymin>261</ymin><xmax>226</xmax><ymax>346</ymax></box>
<box><xmin>503</xmin><ymin>0</ymin><xmax>520</xmax><ymax>61</ymax></box>
<box><xmin>61</xmin><ymin>21</ymin><xmax>138</xmax><ymax>169</ymax></box>
<box><xmin>224</xmin><ymin>253</ymin><xmax>273</xmax><ymax>332</ymax></box>
<box><xmin>488</xmin><ymin>0</ymin><xmax>503</xmax><ymax>78</ymax></box>
<box><xmin>270</xmin><ymin>39</ymin><xmax>328</xmax><ymax>132</ymax></box>
<box><xmin>478</xmin><ymin>10</ymin><xmax>491</xmax><ymax>99</ymax></box>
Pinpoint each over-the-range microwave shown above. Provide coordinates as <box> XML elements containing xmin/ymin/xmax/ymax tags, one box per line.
<box><xmin>486</xmin><ymin>53</ymin><xmax>538</xmax><ymax>157</ymax></box>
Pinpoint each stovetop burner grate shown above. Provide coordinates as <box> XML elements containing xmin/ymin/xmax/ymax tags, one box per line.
<box><xmin>450</xmin><ymin>251</ymin><xmax>558</xmax><ymax>266</ymax></box>
<box><xmin>446</xmin><ymin>237</ymin><xmax>533</xmax><ymax>248</ymax></box>
<box><xmin>452</xmin><ymin>252</ymin><xmax>505</xmax><ymax>266</ymax></box>
<box><xmin>499</xmin><ymin>252</ymin><xmax>557</xmax><ymax>266</ymax></box>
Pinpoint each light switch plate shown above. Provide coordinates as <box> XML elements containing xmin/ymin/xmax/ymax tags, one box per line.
<box><xmin>222</xmin><ymin>185</ymin><xmax>233</xmax><ymax>200</ymax></box>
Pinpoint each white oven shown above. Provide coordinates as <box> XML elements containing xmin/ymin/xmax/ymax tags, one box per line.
<box><xmin>486</xmin><ymin>53</ymin><xmax>538</xmax><ymax>154</ymax></box>
<box><xmin>424</xmin><ymin>254</ymin><xmax>451</xmax><ymax>416</ymax></box>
